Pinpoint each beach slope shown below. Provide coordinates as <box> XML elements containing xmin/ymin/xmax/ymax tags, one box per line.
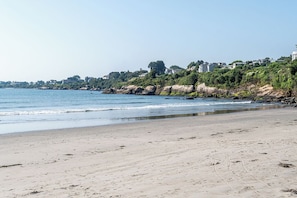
<box><xmin>1</xmin><ymin>108</ymin><xmax>297</xmax><ymax>197</ymax></box>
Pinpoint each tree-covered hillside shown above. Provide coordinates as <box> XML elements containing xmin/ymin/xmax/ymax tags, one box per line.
<box><xmin>127</xmin><ymin>57</ymin><xmax>297</xmax><ymax>97</ymax></box>
<box><xmin>200</xmin><ymin>58</ymin><xmax>297</xmax><ymax>90</ymax></box>
<box><xmin>1</xmin><ymin>56</ymin><xmax>297</xmax><ymax>99</ymax></box>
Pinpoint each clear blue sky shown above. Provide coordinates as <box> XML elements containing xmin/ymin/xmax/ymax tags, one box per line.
<box><xmin>0</xmin><ymin>0</ymin><xmax>296</xmax><ymax>82</ymax></box>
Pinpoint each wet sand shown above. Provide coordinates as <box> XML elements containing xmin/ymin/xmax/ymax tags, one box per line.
<box><xmin>1</xmin><ymin>108</ymin><xmax>297</xmax><ymax>197</ymax></box>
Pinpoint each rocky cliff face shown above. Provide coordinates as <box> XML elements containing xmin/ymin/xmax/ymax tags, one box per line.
<box><xmin>103</xmin><ymin>85</ymin><xmax>194</xmax><ymax>96</ymax></box>
<box><xmin>256</xmin><ymin>85</ymin><xmax>284</xmax><ymax>99</ymax></box>
<box><xmin>160</xmin><ymin>85</ymin><xmax>194</xmax><ymax>95</ymax></box>
<box><xmin>254</xmin><ymin>85</ymin><xmax>296</xmax><ymax>106</ymax></box>
<box><xmin>103</xmin><ymin>84</ymin><xmax>296</xmax><ymax>106</ymax></box>
<box><xmin>196</xmin><ymin>83</ymin><xmax>228</xmax><ymax>97</ymax></box>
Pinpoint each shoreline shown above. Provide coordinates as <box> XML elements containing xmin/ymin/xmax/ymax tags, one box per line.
<box><xmin>1</xmin><ymin>103</ymin><xmax>284</xmax><ymax>136</ymax></box>
<box><xmin>1</xmin><ymin>108</ymin><xmax>297</xmax><ymax>197</ymax></box>
<box><xmin>0</xmin><ymin>106</ymin><xmax>288</xmax><ymax>138</ymax></box>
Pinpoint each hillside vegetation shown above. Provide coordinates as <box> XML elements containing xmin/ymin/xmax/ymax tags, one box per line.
<box><xmin>118</xmin><ymin>57</ymin><xmax>297</xmax><ymax>98</ymax></box>
<box><xmin>2</xmin><ymin>56</ymin><xmax>297</xmax><ymax>101</ymax></box>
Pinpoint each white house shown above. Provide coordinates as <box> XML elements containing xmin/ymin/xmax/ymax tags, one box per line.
<box><xmin>197</xmin><ymin>62</ymin><xmax>221</xmax><ymax>73</ymax></box>
<box><xmin>292</xmin><ymin>50</ymin><xmax>297</xmax><ymax>61</ymax></box>
<box><xmin>198</xmin><ymin>62</ymin><xmax>208</xmax><ymax>73</ymax></box>
<box><xmin>231</xmin><ymin>62</ymin><xmax>244</xmax><ymax>69</ymax></box>
<box><xmin>207</xmin><ymin>63</ymin><xmax>218</xmax><ymax>72</ymax></box>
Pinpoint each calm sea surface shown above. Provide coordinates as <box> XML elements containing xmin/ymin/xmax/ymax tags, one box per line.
<box><xmin>0</xmin><ymin>88</ymin><xmax>277</xmax><ymax>134</ymax></box>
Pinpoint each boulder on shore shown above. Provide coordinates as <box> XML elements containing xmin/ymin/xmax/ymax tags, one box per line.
<box><xmin>172</xmin><ymin>85</ymin><xmax>194</xmax><ymax>94</ymax></box>
<box><xmin>196</xmin><ymin>83</ymin><xmax>227</xmax><ymax>97</ymax></box>
<box><xmin>160</xmin><ymin>86</ymin><xmax>172</xmax><ymax>95</ymax></box>
<box><xmin>160</xmin><ymin>85</ymin><xmax>194</xmax><ymax>95</ymax></box>
<box><xmin>117</xmin><ymin>85</ymin><xmax>143</xmax><ymax>94</ymax></box>
<box><xmin>102</xmin><ymin>83</ymin><xmax>296</xmax><ymax>106</ymax></box>
<box><xmin>142</xmin><ymin>86</ymin><xmax>156</xmax><ymax>95</ymax></box>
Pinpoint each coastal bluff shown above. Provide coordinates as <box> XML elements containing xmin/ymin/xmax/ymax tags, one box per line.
<box><xmin>103</xmin><ymin>84</ymin><xmax>296</xmax><ymax>106</ymax></box>
<box><xmin>103</xmin><ymin>85</ymin><xmax>195</xmax><ymax>96</ymax></box>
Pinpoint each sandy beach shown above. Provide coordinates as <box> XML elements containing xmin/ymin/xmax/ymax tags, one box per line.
<box><xmin>1</xmin><ymin>108</ymin><xmax>297</xmax><ymax>197</ymax></box>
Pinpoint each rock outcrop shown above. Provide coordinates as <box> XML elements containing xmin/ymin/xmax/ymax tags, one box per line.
<box><xmin>104</xmin><ymin>85</ymin><xmax>195</xmax><ymax>96</ymax></box>
<box><xmin>171</xmin><ymin>85</ymin><xmax>194</xmax><ymax>94</ymax></box>
<box><xmin>160</xmin><ymin>85</ymin><xmax>194</xmax><ymax>95</ymax></box>
<box><xmin>142</xmin><ymin>86</ymin><xmax>156</xmax><ymax>95</ymax></box>
<box><xmin>102</xmin><ymin>83</ymin><xmax>296</xmax><ymax>106</ymax></box>
<box><xmin>256</xmin><ymin>85</ymin><xmax>284</xmax><ymax>99</ymax></box>
<box><xmin>103</xmin><ymin>85</ymin><xmax>144</xmax><ymax>94</ymax></box>
<box><xmin>118</xmin><ymin>85</ymin><xmax>144</xmax><ymax>94</ymax></box>
<box><xmin>160</xmin><ymin>86</ymin><xmax>172</xmax><ymax>95</ymax></box>
<box><xmin>196</xmin><ymin>83</ymin><xmax>228</xmax><ymax>97</ymax></box>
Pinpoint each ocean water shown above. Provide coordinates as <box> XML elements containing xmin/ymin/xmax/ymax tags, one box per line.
<box><xmin>0</xmin><ymin>88</ymin><xmax>276</xmax><ymax>134</ymax></box>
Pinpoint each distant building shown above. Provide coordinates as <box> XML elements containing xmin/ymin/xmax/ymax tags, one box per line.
<box><xmin>198</xmin><ymin>62</ymin><xmax>208</xmax><ymax>73</ymax></box>
<box><xmin>207</xmin><ymin>63</ymin><xmax>218</xmax><ymax>72</ymax></box>
<box><xmin>231</xmin><ymin>62</ymin><xmax>244</xmax><ymax>69</ymax></box>
<box><xmin>168</xmin><ymin>67</ymin><xmax>184</xmax><ymax>74</ymax></box>
<box><xmin>292</xmin><ymin>50</ymin><xmax>297</xmax><ymax>61</ymax></box>
<box><xmin>216</xmin><ymin>62</ymin><xmax>227</xmax><ymax>67</ymax></box>
<box><xmin>188</xmin><ymin>66</ymin><xmax>196</xmax><ymax>71</ymax></box>
<box><xmin>165</xmin><ymin>68</ymin><xmax>173</xmax><ymax>74</ymax></box>
<box><xmin>198</xmin><ymin>62</ymin><xmax>222</xmax><ymax>73</ymax></box>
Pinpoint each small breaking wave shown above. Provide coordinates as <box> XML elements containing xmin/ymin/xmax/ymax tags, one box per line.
<box><xmin>0</xmin><ymin>100</ymin><xmax>252</xmax><ymax>117</ymax></box>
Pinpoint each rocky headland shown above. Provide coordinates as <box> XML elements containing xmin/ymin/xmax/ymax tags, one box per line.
<box><xmin>103</xmin><ymin>83</ymin><xmax>297</xmax><ymax>107</ymax></box>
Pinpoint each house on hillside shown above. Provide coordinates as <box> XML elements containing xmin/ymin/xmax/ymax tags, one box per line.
<box><xmin>207</xmin><ymin>63</ymin><xmax>218</xmax><ymax>72</ymax></box>
<box><xmin>198</xmin><ymin>62</ymin><xmax>223</xmax><ymax>73</ymax></box>
<box><xmin>198</xmin><ymin>62</ymin><xmax>221</xmax><ymax>73</ymax></box>
<box><xmin>231</xmin><ymin>62</ymin><xmax>244</xmax><ymax>69</ymax></box>
<box><xmin>292</xmin><ymin>50</ymin><xmax>297</xmax><ymax>61</ymax></box>
<box><xmin>198</xmin><ymin>62</ymin><xmax>208</xmax><ymax>73</ymax></box>
<box><xmin>165</xmin><ymin>68</ymin><xmax>173</xmax><ymax>74</ymax></box>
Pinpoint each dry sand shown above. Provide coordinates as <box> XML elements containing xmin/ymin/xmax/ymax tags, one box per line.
<box><xmin>1</xmin><ymin>108</ymin><xmax>297</xmax><ymax>198</ymax></box>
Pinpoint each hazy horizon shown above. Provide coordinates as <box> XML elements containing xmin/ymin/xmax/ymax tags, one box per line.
<box><xmin>1</xmin><ymin>0</ymin><xmax>297</xmax><ymax>82</ymax></box>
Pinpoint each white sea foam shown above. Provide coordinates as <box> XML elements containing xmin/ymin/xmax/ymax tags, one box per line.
<box><xmin>0</xmin><ymin>101</ymin><xmax>252</xmax><ymax>117</ymax></box>
<box><xmin>1</xmin><ymin>89</ymin><xmax>266</xmax><ymax>134</ymax></box>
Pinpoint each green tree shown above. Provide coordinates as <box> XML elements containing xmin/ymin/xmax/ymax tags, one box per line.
<box><xmin>187</xmin><ymin>62</ymin><xmax>196</xmax><ymax>69</ymax></box>
<box><xmin>289</xmin><ymin>60</ymin><xmax>297</xmax><ymax>75</ymax></box>
<box><xmin>148</xmin><ymin>60</ymin><xmax>166</xmax><ymax>75</ymax></box>
<box><xmin>109</xmin><ymin>72</ymin><xmax>120</xmax><ymax>80</ymax></box>
<box><xmin>169</xmin><ymin>65</ymin><xmax>185</xmax><ymax>74</ymax></box>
